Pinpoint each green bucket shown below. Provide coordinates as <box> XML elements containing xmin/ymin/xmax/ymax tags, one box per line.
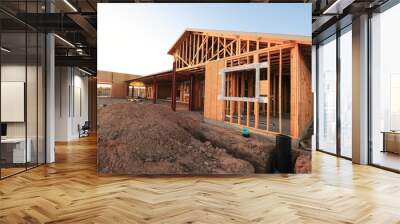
<box><xmin>241</xmin><ymin>128</ymin><xmax>250</xmax><ymax>138</ymax></box>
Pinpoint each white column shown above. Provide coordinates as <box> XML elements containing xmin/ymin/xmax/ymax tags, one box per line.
<box><xmin>312</xmin><ymin>45</ymin><xmax>317</xmax><ymax>151</ymax></box>
<box><xmin>46</xmin><ymin>32</ymin><xmax>55</xmax><ymax>163</ymax></box>
<box><xmin>352</xmin><ymin>14</ymin><xmax>369</xmax><ymax>164</ymax></box>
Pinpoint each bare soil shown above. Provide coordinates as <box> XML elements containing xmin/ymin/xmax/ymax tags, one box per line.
<box><xmin>97</xmin><ymin>102</ymin><xmax>311</xmax><ymax>175</ymax></box>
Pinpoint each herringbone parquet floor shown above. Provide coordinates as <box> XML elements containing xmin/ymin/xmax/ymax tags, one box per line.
<box><xmin>1</xmin><ymin>135</ymin><xmax>400</xmax><ymax>224</ymax></box>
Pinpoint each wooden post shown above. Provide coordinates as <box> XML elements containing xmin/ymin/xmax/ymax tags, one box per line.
<box><xmin>254</xmin><ymin>100</ymin><xmax>259</xmax><ymax>129</ymax></box>
<box><xmin>152</xmin><ymin>76</ymin><xmax>157</xmax><ymax>104</ymax></box>
<box><xmin>254</xmin><ymin>52</ymin><xmax>259</xmax><ymax>129</ymax></box>
<box><xmin>238</xmin><ymin>100</ymin><xmax>241</xmax><ymax>125</ymax></box>
<box><xmin>279</xmin><ymin>48</ymin><xmax>282</xmax><ymax>133</ymax></box>
<box><xmin>274</xmin><ymin>73</ymin><xmax>277</xmax><ymax>116</ymax></box>
<box><xmin>189</xmin><ymin>74</ymin><xmax>194</xmax><ymax>111</ymax></box>
<box><xmin>171</xmin><ymin>62</ymin><xmax>177</xmax><ymax>111</ymax></box>
<box><xmin>229</xmin><ymin>101</ymin><xmax>234</xmax><ymax>123</ymax></box>
<box><xmin>267</xmin><ymin>51</ymin><xmax>271</xmax><ymax>131</ymax></box>
<box><xmin>241</xmin><ymin>72</ymin><xmax>245</xmax><ymax>122</ymax></box>
<box><xmin>246</xmin><ymin>101</ymin><xmax>250</xmax><ymax>127</ymax></box>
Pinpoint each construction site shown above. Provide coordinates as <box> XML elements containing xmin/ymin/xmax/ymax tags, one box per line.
<box><xmin>98</xmin><ymin>28</ymin><xmax>312</xmax><ymax>174</ymax></box>
<box><xmin>131</xmin><ymin>29</ymin><xmax>312</xmax><ymax>138</ymax></box>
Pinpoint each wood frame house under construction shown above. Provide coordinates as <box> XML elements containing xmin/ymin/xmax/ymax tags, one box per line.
<box><xmin>131</xmin><ymin>28</ymin><xmax>312</xmax><ymax>139</ymax></box>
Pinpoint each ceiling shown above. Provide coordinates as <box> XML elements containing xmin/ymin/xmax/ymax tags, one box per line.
<box><xmin>312</xmin><ymin>0</ymin><xmax>390</xmax><ymax>39</ymax></box>
<box><xmin>0</xmin><ymin>0</ymin><xmax>99</xmax><ymax>73</ymax></box>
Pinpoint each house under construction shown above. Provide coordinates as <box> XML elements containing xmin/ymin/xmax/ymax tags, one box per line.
<box><xmin>131</xmin><ymin>28</ymin><xmax>312</xmax><ymax>139</ymax></box>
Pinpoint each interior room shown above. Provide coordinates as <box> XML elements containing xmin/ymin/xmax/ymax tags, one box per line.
<box><xmin>312</xmin><ymin>0</ymin><xmax>400</xmax><ymax>176</ymax></box>
<box><xmin>370</xmin><ymin>3</ymin><xmax>400</xmax><ymax>170</ymax></box>
<box><xmin>0</xmin><ymin>17</ymin><xmax>46</xmax><ymax>178</ymax></box>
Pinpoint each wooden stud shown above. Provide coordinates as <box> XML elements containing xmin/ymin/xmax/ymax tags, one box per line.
<box><xmin>217</xmin><ymin>37</ymin><xmax>220</xmax><ymax>60</ymax></box>
<box><xmin>275</xmin><ymin>73</ymin><xmax>278</xmax><ymax>116</ymax></box>
<box><xmin>189</xmin><ymin>34</ymin><xmax>192</xmax><ymax>66</ymax></box>
<box><xmin>200</xmin><ymin>35</ymin><xmax>204</xmax><ymax>63</ymax></box>
<box><xmin>205</xmin><ymin>35</ymin><xmax>208</xmax><ymax>61</ymax></box>
<box><xmin>229</xmin><ymin>77</ymin><xmax>233</xmax><ymax>124</ymax></box>
<box><xmin>247</xmin><ymin>40</ymin><xmax>250</xmax><ymax>63</ymax></box>
<box><xmin>223</xmin><ymin>37</ymin><xmax>226</xmax><ymax>58</ymax></box>
<box><xmin>246</xmin><ymin>101</ymin><xmax>250</xmax><ymax>127</ymax></box>
<box><xmin>230</xmin><ymin>40</ymin><xmax>234</xmax><ymax>56</ymax></box>
<box><xmin>236</xmin><ymin>38</ymin><xmax>240</xmax><ymax>55</ymax></box>
<box><xmin>211</xmin><ymin>36</ymin><xmax>214</xmax><ymax>60</ymax></box>
<box><xmin>254</xmin><ymin>101</ymin><xmax>259</xmax><ymax>129</ymax></box>
<box><xmin>185</xmin><ymin>38</ymin><xmax>188</xmax><ymax>66</ymax></box>
<box><xmin>171</xmin><ymin>62</ymin><xmax>176</xmax><ymax>111</ymax></box>
<box><xmin>238</xmin><ymin>99</ymin><xmax>241</xmax><ymax>125</ymax></box>
<box><xmin>153</xmin><ymin>77</ymin><xmax>157</xmax><ymax>104</ymax></box>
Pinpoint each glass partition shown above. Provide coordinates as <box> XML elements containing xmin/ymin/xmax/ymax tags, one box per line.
<box><xmin>370</xmin><ymin>3</ymin><xmax>400</xmax><ymax>171</ymax></box>
<box><xmin>27</xmin><ymin>31</ymin><xmax>38</xmax><ymax>169</ymax></box>
<box><xmin>1</xmin><ymin>31</ymin><xmax>28</xmax><ymax>177</ymax></box>
<box><xmin>317</xmin><ymin>35</ymin><xmax>337</xmax><ymax>154</ymax></box>
<box><xmin>339</xmin><ymin>26</ymin><xmax>352</xmax><ymax>158</ymax></box>
<box><xmin>0</xmin><ymin>2</ymin><xmax>46</xmax><ymax>179</ymax></box>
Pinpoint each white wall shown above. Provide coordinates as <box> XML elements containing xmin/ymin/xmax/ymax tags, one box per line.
<box><xmin>1</xmin><ymin>65</ymin><xmax>32</xmax><ymax>138</ymax></box>
<box><xmin>1</xmin><ymin>63</ymin><xmax>46</xmax><ymax>164</ymax></box>
<box><xmin>55</xmin><ymin>67</ymin><xmax>89</xmax><ymax>141</ymax></box>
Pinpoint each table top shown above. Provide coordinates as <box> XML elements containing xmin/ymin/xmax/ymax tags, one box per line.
<box><xmin>1</xmin><ymin>138</ymin><xmax>30</xmax><ymax>143</ymax></box>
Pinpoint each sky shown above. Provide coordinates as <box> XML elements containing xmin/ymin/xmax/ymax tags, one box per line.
<box><xmin>98</xmin><ymin>3</ymin><xmax>311</xmax><ymax>76</ymax></box>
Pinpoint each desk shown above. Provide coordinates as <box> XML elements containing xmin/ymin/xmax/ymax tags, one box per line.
<box><xmin>1</xmin><ymin>138</ymin><xmax>31</xmax><ymax>163</ymax></box>
<box><xmin>382</xmin><ymin>131</ymin><xmax>400</xmax><ymax>154</ymax></box>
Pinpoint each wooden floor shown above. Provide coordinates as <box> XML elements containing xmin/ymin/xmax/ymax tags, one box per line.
<box><xmin>1</xmin><ymin>135</ymin><xmax>400</xmax><ymax>223</ymax></box>
<box><xmin>372</xmin><ymin>150</ymin><xmax>400</xmax><ymax>171</ymax></box>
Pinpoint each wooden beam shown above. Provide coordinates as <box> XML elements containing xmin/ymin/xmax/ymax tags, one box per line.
<box><xmin>175</xmin><ymin>54</ymin><xmax>189</xmax><ymax>67</ymax></box>
<box><xmin>176</xmin><ymin>43</ymin><xmax>296</xmax><ymax>72</ymax></box>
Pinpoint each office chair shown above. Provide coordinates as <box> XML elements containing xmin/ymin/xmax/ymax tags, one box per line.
<box><xmin>79</xmin><ymin>121</ymin><xmax>90</xmax><ymax>138</ymax></box>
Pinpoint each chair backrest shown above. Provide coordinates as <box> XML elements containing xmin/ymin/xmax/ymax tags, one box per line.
<box><xmin>82</xmin><ymin>121</ymin><xmax>90</xmax><ymax>129</ymax></box>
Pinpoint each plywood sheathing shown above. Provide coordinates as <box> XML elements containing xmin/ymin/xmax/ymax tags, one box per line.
<box><xmin>204</xmin><ymin>60</ymin><xmax>225</xmax><ymax>121</ymax></box>
<box><xmin>298</xmin><ymin>45</ymin><xmax>313</xmax><ymax>139</ymax></box>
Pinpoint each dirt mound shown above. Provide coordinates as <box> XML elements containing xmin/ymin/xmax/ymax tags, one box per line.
<box><xmin>98</xmin><ymin>102</ymin><xmax>311</xmax><ymax>174</ymax></box>
<box><xmin>98</xmin><ymin>103</ymin><xmax>255</xmax><ymax>174</ymax></box>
